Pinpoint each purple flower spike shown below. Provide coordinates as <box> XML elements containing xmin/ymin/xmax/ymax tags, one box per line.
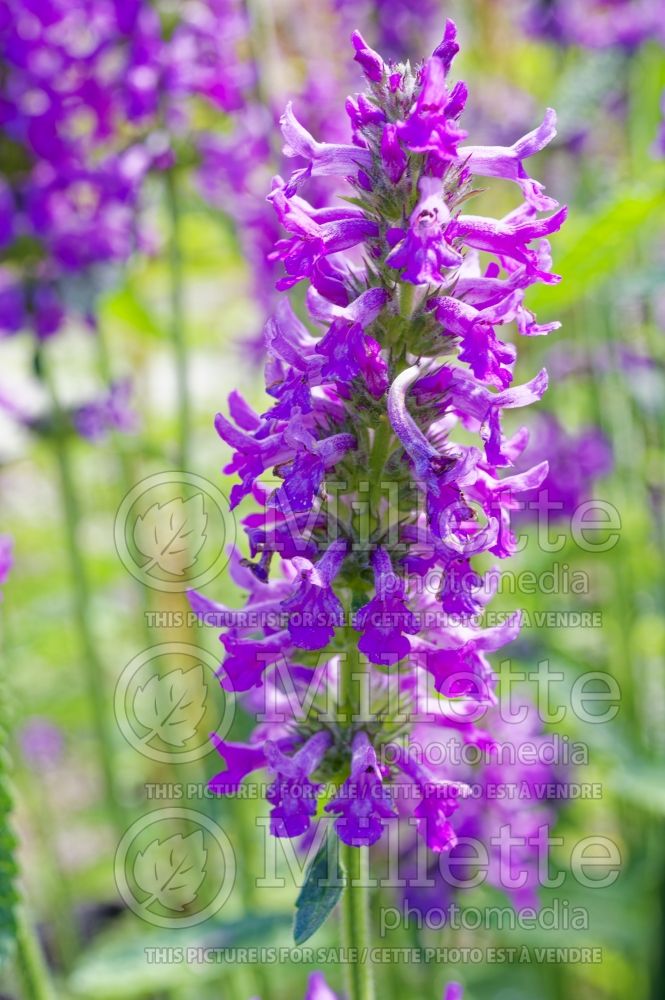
<box><xmin>444</xmin><ymin>985</ymin><xmax>463</xmax><ymax>1000</ymax></box>
<box><xmin>355</xmin><ymin>548</ymin><xmax>419</xmax><ymax>664</ymax></box>
<box><xmin>281</xmin><ymin>539</ymin><xmax>348</xmax><ymax>650</ymax></box>
<box><xmin>326</xmin><ymin>731</ymin><xmax>397</xmax><ymax>846</ymax></box>
<box><xmin>195</xmin><ymin>19</ymin><xmax>567</xmax><ymax>862</ymax></box>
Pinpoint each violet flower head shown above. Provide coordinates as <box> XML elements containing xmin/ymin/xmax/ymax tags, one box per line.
<box><xmin>0</xmin><ymin>0</ymin><xmax>255</xmax><ymax>338</ymax></box>
<box><xmin>194</xmin><ymin>20</ymin><xmax>566</xmax><ymax>862</ymax></box>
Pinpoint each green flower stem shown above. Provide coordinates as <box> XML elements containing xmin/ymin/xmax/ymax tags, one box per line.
<box><xmin>165</xmin><ymin>167</ymin><xmax>191</xmax><ymax>474</ymax></box>
<box><xmin>399</xmin><ymin>281</ymin><xmax>414</xmax><ymax>320</ymax></box>
<box><xmin>339</xmin><ymin>598</ymin><xmax>375</xmax><ymax>1000</ymax></box>
<box><xmin>94</xmin><ymin>322</ymin><xmax>135</xmax><ymax>480</ymax></box>
<box><xmin>369</xmin><ymin>416</ymin><xmax>393</xmax><ymax>526</ymax></box>
<box><xmin>340</xmin><ymin>842</ymin><xmax>374</xmax><ymax>1000</ymax></box>
<box><xmin>43</xmin><ymin>359</ymin><xmax>124</xmax><ymax>837</ymax></box>
<box><xmin>94</xmin><ymin>323</ymin><xmax>155</xmax><ymax>627</ymax></box>
<box><xmin>15</xmin><ymin>908</ymin><xmax>54</xmax><ymax>1000</ymax></box>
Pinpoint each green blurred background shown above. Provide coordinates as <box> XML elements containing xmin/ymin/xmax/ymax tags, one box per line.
<box><xmin>1</xmin><ymin>2</ymin><xmax>665</xmax><ymax>998</ymax></box>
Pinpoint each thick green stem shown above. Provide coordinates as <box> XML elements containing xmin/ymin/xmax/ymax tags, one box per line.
<box><xmin>165</xmin><ymin>168</ymin><xmax>191</xmax><ymax>473</ymax></box>
<box><xmin>44</xmin><ymin>363</ymin><xmax>124</xmax><ymax>837</ymax></box>
<box><xmin>369</xmin><ymin>417</ymin><xmax>393</xmax><ymax>525</ymax></box>
<box><xmin>339</xmin><ymin>597</ymin><xmax>375</xmax><ymax>1000</ymax></box>
<box><xmin>399</xmin><ymin>282</ymin><xmax>414</xmax><ymax>320</ymax></box>
<box><xmin>341</xmin><ymin>843</ymin><xmax>374</xmax><ymax>1000</ymax></box>
<box><xmin>15</xmin><ymin>909</ymin><xmax>54</xmax><ymax>1000</ymax></box>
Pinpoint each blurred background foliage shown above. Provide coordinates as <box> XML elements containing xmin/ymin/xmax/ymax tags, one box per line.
<box><xmin>0</xmin><ymin>1</ymin><xmax>664</xmax><ymax>998</ymax></box>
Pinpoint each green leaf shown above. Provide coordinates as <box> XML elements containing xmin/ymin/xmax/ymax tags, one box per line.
<box><xmin>527</xmin><ymin>179</ymin><xmax>665</xmax><ymax>315</ymax></box>
<box><xmin>102</xmin><ymin>284</ymin><xmax>164</xmax><ymax>339</ymax></box>
<box><xmin>68</xmin><ymin>913</ymin><xmax>290</xmax><ymax>998</ymax></box>
<box><xmin>293</xmin><ymin>834</ymin><xmax>344</xmax><ymax>946</ymax></box>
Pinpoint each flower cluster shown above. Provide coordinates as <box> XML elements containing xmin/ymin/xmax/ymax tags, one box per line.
<box><xmin>334</xmin><ymin>0</ymin><xmax>443</xmax><ymax>63</ymax></box>
<box><xmin>521</xmin><ymin>0</ymin><xmax>665</xmax><ymax>48</ymax></box>
<box><xmin>515</xmin><ymin>414</ymin><xmax>613</xmax><ymax>522</ymax></box>
<box><xmin>197</xmin><ymin>5</ymin><xmax>356</xmax><ymax>361</ymax></box>
<box><xmin>0</xmin><ymin>0</ymin><xmax>251</xmax><ymax>339</ymax></box>
<box><xmin>401</xmin><ymin>699</ymin><xmax>565</xmax><ymax>916</ymax></box>
<box><xmin>0</xmin><ymin>376</ymin><xmax>136</xmax><ymax>444</ymax></box>
<box><xmin>193</xmin><ymin>22</ymin><xmax>567</xmax><ymax>862</ymax></box>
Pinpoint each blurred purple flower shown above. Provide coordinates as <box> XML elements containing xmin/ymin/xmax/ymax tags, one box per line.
<box><xmin>515</xmin><ymin>414</ymin><xmax>613</xmax><ymax>520</ymax></box>
<box><xmin>72</xmin><ymin>379</ymin><xmax>138</xmax><ymax>442</ymax></box>
<box><xmin>18</xmin><ymin>716</ymin><xmax>64</xmax><ymax>770</ymax></box>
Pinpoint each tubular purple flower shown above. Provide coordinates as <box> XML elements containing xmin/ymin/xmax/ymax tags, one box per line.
<box><xmin>209</xmin><ymin>736</ymin><xmax>268</xmax><ymax>794</ymax></box>
<box><xmin>351</xmin><ymin>31</ymin><xmax>386</xmax><ymax>82</ymax></box>
<box><xmin>269</xmin><ymin>184</ymin><xmax>380</xmax><ymax>288</ymax></box>
<box><xmin>325</xmin><ymin>731</ymin><xmax>397</xmax><ymax>846</ymax></box>
<box><xmin>354</xmin><ymin>548</ymin><xmax>420</xmax><ymax>664</ymax></box>
<box><xmin>281</xmin><ymin>540</ymin><xmax>348</xmax><ymax>650</ymax></box>
<box><xmin>457</xmin><ymin>109</ymin><xmax>559</xmax><ymax>210</ymax></box>
<box><xmin>448</xmin><ymin>206</ymin><xmax>568</xmax><ymax>279</ymax></box>
<box><xmin>381</xmin><ymin>123</ymin><xmax>408</xmax><ymax>183</ymax></box>
<box><xmin>315</xmin><ymin>288</ymin><xmax>390</xmax><ymax>396</ymax></box>
<box><xmin>432</xmin><ymin>19</ymin><xmax>461</xmax><ymax>72</ymax></box>
<box><xmin>391</xmin><ymin>744</ymin><xmax>470</xmax><ymax>852</ymax></box>
<box><xmin>386</xmin><ymin>177</ymin><xmax>463</xmax><ymax>284</ymax></box>
<box><xmin>280</xmin><ymin>102</ymin><xmax>373</xmax><ymax>195</ymax></box>
<box><xmin>265</xmin><ymin>730</ymin><xmax>333</xmax><ymax>837</ymax></box>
